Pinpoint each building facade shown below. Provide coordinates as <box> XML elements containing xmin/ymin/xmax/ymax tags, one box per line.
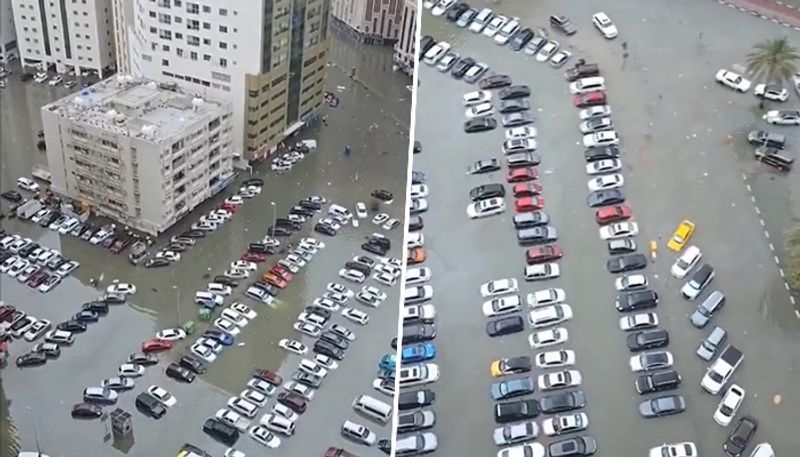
<box><xmin>392</xmin><ymin>0</ymin><xmax>415</xmax><ymax>76</ymax></box>
<box><xmin>126</xmin><ymin>0</ymin><xmax>328</xmax><ymax>161</ymax></box>
<box><xmin>111</xmin><ymin>0</ymin><xmax>133</xmax><ymax>75</ymax></box>
<box><xmin>41</xmin><ymin>76</ymin><xmax>235</xmax><ymax>235</ymax></box>
<box><xmin>0</xmin><ymin>0</ymin><xmax>18</xmax><ymax>63</ymax></box>
<box><xmin>330</xmin><ymin>0</ymin><xmax>403</xmax><ymax>44</ymax></box>
<box><xmin>9</xmin><ymin>0</ymin><xmax>115</xmax><ymax>77</ymax></box>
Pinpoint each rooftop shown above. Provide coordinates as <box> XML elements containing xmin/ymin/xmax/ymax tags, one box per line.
<box><xmin>43</xmin><ymin>75</ymin><xmax>230</xmax><ymax>144</ymax></box>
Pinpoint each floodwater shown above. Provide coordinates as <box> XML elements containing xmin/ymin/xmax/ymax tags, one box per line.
<box><xmin>414</xmin><ymin>0</ymin><xmax>800</xmax><ymax>456</ymax></box>
<box><xmin>0</xmin><ymin>31</ymin><xmax>411</xmax><ymax>457</ymax></box>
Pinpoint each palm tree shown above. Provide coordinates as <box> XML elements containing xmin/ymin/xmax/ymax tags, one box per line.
<box><xmin>746</xmin><ymin>37</ymin><xmax>800</xmax><ymax>107</ymax></box>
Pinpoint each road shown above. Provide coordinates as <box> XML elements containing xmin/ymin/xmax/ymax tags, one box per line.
<box><xmin>0</xmin><ymin>34</ymin><xmax>410</xmax><ymax>457</ymax></box>
<box><xmin>413</xmin><ymin>0</ymin><xmax>800</xmax><ymax>456</ymax></box>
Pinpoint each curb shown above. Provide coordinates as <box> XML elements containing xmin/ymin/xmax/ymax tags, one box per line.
<box><xmin>717</xmin><ymin>0</ymin><xmax>800</xmax><ymax>30</ymax></box>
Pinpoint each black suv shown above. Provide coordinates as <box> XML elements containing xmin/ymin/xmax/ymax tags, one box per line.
<box><xmin>486</xmin><ymin>316</ymin><xmax>524</xmax><ymax>337</ymax></box>
<box><xmin>550</xmin><ymin>15</ymin><xmax>578</xmax><ymax>35</ymax></box>
<box><xmin>166</xmin><ymin>362</ymin><xmax>196</xmax><ymax>383</ymax></box>
<box><xmin>747</xmin><ymin>130</ymin><xmax>785</xmax><ymax>149</ymax></box>
<box><xmin>626</xmin><ymin>328</ymin><xmax>669</xmax><ymax>351</ymax></box>
<box><xmin>392</xmin><ymin>323</ymin><xmax>436</xmax><ymax>348</ymax></box>
<box><xmin>203</xmin><ymin>418</ymin><xmax>239</xmax><ymax>446</ymax></box>
<box><xmin>615</xmin><ymin>289</ymin><xmax>659</xmax><ymax>312</ymax></box>
<box><xmin>755</xmin><ymin>146</ymin><xmax>793</xmax><ymax>171</ymax></box>
<box><xmin>344</xmin><ymin>261</ymin><xmax>371</xmax><ymax>275</ymax></box>
<box><xmin>635</xmin><ymin>370</ymin><xmax>682</xmax><ymax>394</ymax></box>
<box><xmin>470</xmin><ymin>184</ymin><xmax>506</xmax><ymax>202</ymax></box>
<box><xmin>724</xmin><ymin>416</ymin><xmax>758</xmax><ymax>457</ymax></box>
<box><xmin>540</xmin><ymin>390</ymin><xmax>586</xmax><ymax>414</ymax></box>
<box><xmin>509</xmin><ymin>28</ymin><xmax>534</xmax><ymax>51</ymax></box>
<box><xmin>398</xmin><ymin>389</ymin><xmax>435</xmax><ymax>410</ymax></box>
<box><xmin>419</xmin><ymin>36</ymin><xmax>436</xmax><ymax>59</ymax></box>
<box><xmin>607</xmin><ymin>253</ymin><xmax>647</xmax><ymax>273</ymax></box>
<box><xmin>135</xmin><ymin>392</ymin><xmax>166</xmax><ymax>419</ymax></box>
<box><xmin>179</xmin><ymin>355</ymin><xmax>208</xmax><ymax>374</ymax></box>
<box><xmin>494</xmin><ymin>399</ymin><xmax>540</xmax><ymax>424</ymax></box>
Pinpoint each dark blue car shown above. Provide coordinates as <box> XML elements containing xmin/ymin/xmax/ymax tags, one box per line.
<box><xmin>202</xmin><ymin>329</ymin><xmax>234</xmax><ymax>346</ymax></box>
<box><xmin>490</xmin><ymin>377</ymin><xmax>536</xmax><ymax>401</ymax></box>
<box><xmin>402</xmin><ymin>342</ymin><xmax>437</xmax><ymax>363</ymax></box>
<box><xmin>72</xmin><ymin>310</ymin><xmax>100</xmax><ymax>323</ymax></box>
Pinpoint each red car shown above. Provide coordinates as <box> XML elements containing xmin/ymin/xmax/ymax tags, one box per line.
<box><xmin>325</xmin><ymin>448</ymin><xmax>359</xmax><ymax>457</ymax></box>
<box><xmin>573</xmin><ymin>91</ymin><xmax>606</xmax><ymax>108</ymax></box>
<box><xmin>252</xmin><ymin>369</ymin><xmax>283</xmax><ymax>386</ymax></box>
<box><xmin>277</xmin><ymin>391</ymin><xmax>308</xmax><ymax>414</ymax></box>
<box><xmin>595</xmin><ymin>204</ymin><xmax>632</xmax><ymax>224</ymax></box>
<box><xmin>241</xmin><ymin>252</ymin><xmax>267</xmax><ymax>262</ymax></box>
<box><xmin>26</xmin><ymin>270</ymin><xmax>49</xmax><ymax>288</ymax></box>
<box><xmin>262</xmin><ymin>273</ymin><xmax>289</xmax><ymax>289</ymax></box>
<box><xmin>0</xmin><ymin>305</ymin><xmax>16</xmax><ymax>322</ymax></box>
<box><xmin>269</xmin><ymin>265</ymin><xmax>294</xmax><ymax>281</ymax></box>
<box><xmin>512</xmin><ymin>182</ymin><xmax>543</xmax><ymax>198</ymax></box>
<box><xmin>218</xmin><ymin>203</ymin><xmax>238</xmax><ymax>213</ymax></box>
<box><xmin>507</xmin><ymin>167</ymin><xmax>539</xmax><ymax>183</ymax></box>
<box><xmin>515</xmin><ymin>196</ymin><xmax>545</xmax><ymax>212</ymax></box>
<box><xmin>141</xmin><ymin>338</ymin><xmax>172</xmax><ymax>353</ymax></box>
<box><xmin>526</xmin><ymin>244</ymin><xmax>564</xmax><ymax>264</ymax></box>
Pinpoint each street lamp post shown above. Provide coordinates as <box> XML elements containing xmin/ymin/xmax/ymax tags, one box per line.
<box><xmin>270</xmin><ymin>201</ymin><xmax>276</xmax><ymax>234</ymax></box>
<box><xmin>172</xmin><ymin>285</ymin><xmax>180</xmax><ymax>327</ymax></box>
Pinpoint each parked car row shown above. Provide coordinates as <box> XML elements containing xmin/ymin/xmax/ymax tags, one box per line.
<box><xmin>0</xmin><ymin>233</ymin><xmax>80</xmax><ymax>293</ymax></box>
<box><xmin>271</xmin><ymin>140</ymin><xmax>316</xmax><ymax>173</ymax></box>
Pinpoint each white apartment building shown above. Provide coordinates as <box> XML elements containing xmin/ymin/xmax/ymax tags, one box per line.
<box><xmin>331</xmin><ymin>0</ymin><xmax>403</xmax><ymax>44</ymax></box>
<box><xmin>10</xmin><ymin>0</ymin><xmax>115</xmax><ymax>76</ymax></box>
<box><xmin>393</xmin><ymin>0</ymin><xmax>415</xmax><ymax>76</ymax></box>
<box><xmin>111</xmin><ymin>0</ymin><xmax>133</xmax><ymax>74</ymax></box>
<box><xmin>0</xmin><ymin>0</ymin><xmax>18</xmax><ymax>63</ymax></box>
<box><xmin>41</xmin><ymin>76</ymin><xmax>235</xmax><ymax>235</ymax></box>
<box><xmin>126</xmin><ymin>0</ymin><xmax>329</xmax><ymax>161</ymax></box>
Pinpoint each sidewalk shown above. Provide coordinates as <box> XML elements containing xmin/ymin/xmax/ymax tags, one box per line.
<box><xmin>716</xmin><ymin>0</ymin><xmax>800</xmax><ymax>29</ymax></box>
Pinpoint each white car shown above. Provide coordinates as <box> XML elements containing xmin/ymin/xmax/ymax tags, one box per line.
<box><xmin>579</xmin><ymin>105</ymin><xmax>612</xmax><ymax>120</ymax></box>
<box><xmin>373</xmin><ymin>271</ymin><xmax>397</xmax><ymax>286</ymax></box>
<box><xmin>754</xmin><ymin>83</ymin><xmax>789</xmax><ymax>101</ymax></box>
<box><xmin>629</xmin><ymin>351</ymin><xmax>674</xmax><ymax>372</ymax></box>
<box><xmin>23</xmin><ymin>319</ymin><xmax>52</xmax><ymax>342</ymax></box>
<box><xmin>505</xmin><ymin>126</ymin><xmax>537</xmax><ymax>140</ymax></box>
<box><xmin>403</xmin><ymin>304</ymin><xmax>436</xmax><ymax>322</ymax></box>
<box><xmin>224</xmin><ymin>450</ymin><xmax>246</xmax><ymax>457</ymax></box>
<box><xmin>503</xmin><ymin>138</ymin><xmax>537</xmax><ymax>154</ymax></box>
<box><xmin>147</xmin><ymin>385</ymin><xmax>177</xmax><ymax>407</ymax></box>
<box><xmin>208</xmin><ymin>283</ymin><xmax>233</xmax><ymax>296</ymax></box>
<box><xmin>480</xmin><ymin>278</ymin><xmax>519</xmax><ymax>298</ymax></box>
<box><xmin>359</xmin><ymin>285</ymin><xmax>387</xmax><ymax>301</ymax></box>
<box><xmin>294</xmin><ymin>321</ymin><xmax>322</xmax><ymax>337</ymax></box>
<box><xmin>356</xmin><ymin>202</ymin><xmax>368</xmax><ymax>218</ymax></box>
<box><xmin>528</xmin><ymin>305</ymin><xmax>573</xmax><ymax>328</ymax></box>
<box><xmin>338</xmin><ymin>268</ymin><xmax>366</xmax><ymax>284</ymax></box>
<box><xmin>283</xmin><ymin>381</ymin><xmax>315</xmax><ymax>400</ymax></box>
<box><xmin>16</xmin><ymin>177</ymin><xmax>40</xmax><ymax>192</ymax></box>
<box><xmin>342</xmin><ymin>307</ymin><xmax>369</xmax><ymax>325</ymax></box>
<box><xmin>587</xmin><ymin>173</ymin><xmax>624</xmax><ymax>191</ymax></box>
<box><xmin>586</xmin><ymin>158</ymin><xmax>622</xmax><ymax>175</ymax></box>
<box><xmin>298</xmin><ymin>359</ymin><xmax>328</xmax><ymax>378</ymax></box>
<box><xmin>542</xmin><ymin>412</ymin><xmax>590</xmax><ymax>436</ymax></box>
<box><xmin>526</xmin><ymin>288</ymin><xmax>566</xmax><ymax>307</ymax></box>
<box><xmin>327</xmin><ymin>282</ymin><xmax>354</xmax><ymax>297</ymax></box>
<box><xmin>191</xmin><ymin>343</ymin><xmax>218</xmax><ymax>363</ymax></box>
<box><xmin>465</xmin><ymin>102</ymin><xmax>494</xmax><ymax>119</ymax></box>
<box><xmin>214</xmin><ymin>318</ymin><xmax>241</xmax><ymax>336</ymax></box>
<box><xmin>763</xmin><ymin>109</ymin><xmax>800</xmax><ymax>125</ymax></box>
<box><xmin>524</xmin><ymin>263</ymin><xmax>560</xmax><ymax>281</ymax></box>
<box><xmin>231</xmin><ymin>303</ymin><xmax>257</xmax><ymax>320</ymax></box>
<box><xmin>260</xmin><ymin>413</ymin><xmax>296</xmax><ymax>436</ymax></box>
<box><xmin>537</xmin><ymin>370</ymin><xmax>582</xmax><ymax>391</ymax></box>
<box><xmin>410</xmin><ymin>184</ymin><xmax>429</xmax><ymax>198</ymax></box>
<box><xmin>155</xmin><ymin>328</ymin><xmax>187</xmax><ymax>341</ymax></box>
<box><xmin>7</xmin><ymin>259</ymin><xmax>29</xmax><ymax>278</ymax></box>
<box><xmin>48</xmin><ymin>75</ymin><xmax>63</xmax><ymax>86</ymax></box>
<box><xmin>482</xmin><ymin>15</ymin><xmax>508</xmax><ymax>37</ymax></box>
<box><xmin>549</xmin><ymin>49</ymin><xmax>572</xmax><ymax>68</ymax></box>
<box><xmin>715</xmin><ymin>69</ymin><xmax>752</xmax><ymax>92</ymax></box>
<box><xmin>231</xmin><ymin>260</ymin><xmax>257</xmax><ymax>271</ymax></box>
<box><xmin>670</xmin><ymin>245</ymin><xmax>702</xmax><ymax>279</ymax></box>
<box><xmin>228</xmin><ymin>397</ymin><xmax>259</xmax><ymax>418</ymax></box>
<box><xmin>648</xmin><ymin>442</ymin><xmax>698</xmax><ymax>457</ymax></box>
<box><xmin>583</xmin><ymin>130</ymin><xmax>619</xmax><ymax>147</ymax></box>
<box><xmin>224</xmin><ymin>195</ymin><xmax>244</xmax><ymax>205</ymax></box>
<box><xmin>713</xmin><ymin>384</ymin><xmax>745</xmax><ymax>426</ymax></box>
<box><xmin>619</xmin><ymin>312</ymin><xmax>659</xmax><ymax>331</ymax></box>
<box><xmin>329</xmin><ymin>323</ymin><xmax>356</xmax><ymax>341</ymax></box>
<box><xmin>314</xmin><ymin>354</ymin><xmax>339</xmax><ymax>370</ymax></box>
<box><xmin>494</xmin><ymin>18</ymin><xmax>520</xmax><ymax>45</ymax></box>
<box><xmin>313</xmin><ymin>297</ymin><xmax>340</xmax><ymax>312</ymax></box>
<box><xmin>241</xmin><ymin>389</ymin><xmax>269</xmax><ymax>407</ymax></box>
<box><xmin>463</xmin><ymin>90</ymin><xmax>492</xmax><ymax>106</ymax></box>
<box><xmin>247</xmin><ymin>378</ymin><xmax>277</xmax><ymax>397</ymax></box>
<box><xmin>467</xmin><ymin>197</ymin><xmax>506</xmax><ymax>219</ymax></box>
<box><xmin>272</xmin><ymin>403</ymin><xmax>299</xmax><ymax>422</ymax></box>
<box><xmin>279</xmin><ymin>339</ymin><xmax>308</xmax><ymax>355</ymax></box>
<box><xmin>118</xmin><ymin>363</ymin><xmax>145</xmax><ymax>377</ymax></box>
<box><xmin>528</xmin><ymin>327</ymin><xmax>569</xmax><ymax>348</ymax></box>
<box><xmin>221</xmin><ymin>308</ymin><xmax>249</xmax><ymax>327</ymax></box>
<box><xmin>592</xmin><ymin>12</ymin><xmax>618</xmax><ymax>38</ymax></box>
<box><xmin>249</xmin><ymin>425</ymin><xmax>281</xmax><ymax>448</ymax></box>
<box><xmin>615</xmin><ymin>274</ymin><xmax>648</xmax><ymax>291</ymax></box>
<box><xmin>58</xmin><ymin>218</ymin><xmax>79</xmax><ymax>235</ymax></box>
<box><xmin>405</xmin><ymin>267</ymin><xmax>432</xmax><ymax>286</ymax></box>
<box><xmin>107</xmin><ymin>283</ymin><xmax>137</xmax><ymax>295</ymax></box>
<box><xmin>372</xmin><ymin>213</ymin><xmax>390</xmax><ymax>225</ymax></box>
<box><xmin>56</xmin><ymin>260</ymin><xmax>80</xmax><ymax>277</ymax></box>
<box><xmin>482</xmin><ymin>295</ymin><xmax>522</xmax><ymax>317</ymax></box>
<box><xmin>245</xmin><ymin>286</ymin><xmax>273</xmax><ymax>304</ymax></box>
<box><xmin>300</xmin><ymin>237</ymin><xmax>325</xmax><ymax>249</ymax></box>
<box><xmin>406</xmin><ymin>232</ymin><xmax>425</xmax><ymax>249</ymax></box>
<box><xmin>226</xmin><ymin>268</ymin><xmax>250</xmax><ymax>279</ymax></box>
<box><xmin>535</xmin><ymin>349</ymin><xmax>575</xmax><ymax>369</ymax></box>
<box><xmin>216</xmin><ymin>409</ymin><xmax>251</xmax><ymax>431</ymax></box>
<box><xmin>422</xmin><ymin>41</ymin><xmax>451</xmax><ymax>65</ymax></box>
<box><xmin>599</xmin><ymin>221</ymin><xmax>639</xmax><ymax>240</ymax></box>
<box><xmin>536</xmin><ymin>41</ymin><xmax>559</xmax><ymax>62</ymax></box>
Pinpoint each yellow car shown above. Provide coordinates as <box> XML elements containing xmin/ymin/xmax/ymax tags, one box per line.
<box><xmin>667</xmin><ymin>220</ymin><xmax>695</xmax><ymax>252</ymax></box>
<box><xmin>490</xmin><ymin>356</ymin><xmax>532</xmax><ymax>377</ymax></box>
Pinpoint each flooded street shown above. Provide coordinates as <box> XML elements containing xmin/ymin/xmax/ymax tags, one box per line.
<box><xmin>415</xmin><ymin>0</ymin><xmax>800</xmax><ymax>456</ymax></box>
<box><xmin>1</xmin><ymin>31</ymin><xmax>410</xmax><ymax>457</ymax></box>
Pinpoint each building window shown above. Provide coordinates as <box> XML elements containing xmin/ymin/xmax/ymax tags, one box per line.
<box><xmin>219</xmin><ymin>8</ymin><xmax>228</xmax><ymax>15</ymax></box>
<box><xmin>219</xmin><ymin>41</ymin><xmax>227</xmax><ymax>49</ymax></box>
<box><xmin>219</xmin><ymin>25</ymin><xmax>228</xmax><ymax>33</ymax></box>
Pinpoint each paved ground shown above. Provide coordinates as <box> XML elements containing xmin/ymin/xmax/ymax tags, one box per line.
<box><xmin>415</xmin><ymin>0</ymin><xmax>800</xmax><ymax>455</ymax></box>
<box><xmin>0</xmin><ymin>36</ymin><xmax>410</xmax><ymax>457</ymax></box>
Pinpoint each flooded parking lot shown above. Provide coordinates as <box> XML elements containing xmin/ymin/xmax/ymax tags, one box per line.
<box><xmin>414</xmin><ymin>0</ymin><xmax>800</xmax><ymax>455</ymax></box>
<box><xmin>1</xmin><ymin>34</ymin><xmax>410</xmax><ymax>457</ymax></box>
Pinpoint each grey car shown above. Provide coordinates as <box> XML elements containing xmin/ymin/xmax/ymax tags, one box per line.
<box><xmin>394</xmin><ymin>432</ymin><xmax>438</xmax><ymax>454</ymax></box>
<box><xmin>493</xmin><ymin>421</ymin><xmax>539</xmax><ymax>446</ymax></box>
<box><xmin>638</xmin><ymin>395</ymin><xmax>686</xmax><ymax>418</ymax></box>
<box><xmin>464</xmin><ymin>62</ymin><xmax>489</xmax><ymax>84</ymax></box>
<box><xmin>456</xmin><ymin>8</ymin><xmax>478</xmax><ymax>27</ymax></box>
<box><xmin>689</xmin><ymin>290</ymin><xmax>725</xmax><ymax>328</ymax></box>
<box><xmin>507</xmin><ymin>152</ymin><xmax>542</xmax><ymax>168</ymax></box>
<box><xmin>490</xmin><ymin>377</ymin><xmax>536</xmax><ymax>401</ymax></box>
<box><xmin>502</xmin><ymin>112</ymin><xmax>535</xmax><ymax>127</ymax></box>
<box><xmin>396</xmin><ymin>410</ymin><xmax>436</xmax><ymax>433</ymax></box>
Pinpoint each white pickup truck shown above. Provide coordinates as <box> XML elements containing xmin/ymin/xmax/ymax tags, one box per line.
<box><xmin>701</xmin><ymin>344</ymin><xmax>743</xmax><ymax>395</ymax></box>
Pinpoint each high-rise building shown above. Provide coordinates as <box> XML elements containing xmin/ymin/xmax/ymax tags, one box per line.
<box><xmin>393</xmin><ymin>0</ymin><xmax>415</xmax><ymax>76</ymax></box>
<box><xmin>0</xmin><ymin>0</ymin><xmax>18</xmax><ymax>63</ymax></box>
<box><xmin>125</xmin><ymin>0</ymin><xmax>329</xmax><ymax>161</ymax></box>
<box><xmin>111</xmin><ymin>0</ymin><xmax>133</xmax><ymax>75</ymax></box>
<box><xmin>330</xmin><ymin>0</ymin><xmax>403</xmax><ymax>45</ymax></box>
<box><xmin>9</xmin><ymin>0</ymin><xmax>115</xmax><ymax>77</ymax></box>
<box><xmin>41</xmin><ymin>76</ymin><xmax>235</xmax><ymax>235</ymax></box>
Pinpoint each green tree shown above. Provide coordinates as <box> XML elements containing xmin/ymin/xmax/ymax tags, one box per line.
<box><xmin>746</xmin><ymin>37</ymin><xmax>800</xmax><ymax>107</ymax></box>
<box><xmin>785</xmin><ymin>221</ymin><xmax>800</xmax><ymax>290</ymax></box>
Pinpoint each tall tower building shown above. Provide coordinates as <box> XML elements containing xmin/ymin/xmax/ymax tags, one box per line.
<box><xmin>9</xmin><ymin>0</ymin><xmax>115</xmax><ymax>77</ymax></box>
<box><xmin>127</xmin><ymin>0</ymin><xmax>329</xmax><ymax>161</ymax></box>
<box><xmin>0</xmin><ymin>0</ymin><xmax>18</xmax><ymax>63</ymax></box>
<box><xmin>330</xmin><ymin>0</ymin><xmax>403</xmax><ymax>45</ymax></box>
<box><xmin>393</xmin><ymin>0</ymin><xmax>415</xmax><ymax>76</ymax></box>
<box><xmin>111</xmin><ymin>0</ymin><xmax>133</xmax><ymax>74</ymax></box>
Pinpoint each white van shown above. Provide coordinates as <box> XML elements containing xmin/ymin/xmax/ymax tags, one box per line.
<box><xmin>328</xmin><ymin>204</ymin><xmax>353</xmax><ymax>222</ymax></box>
<box><xmin>352</xmin><ymin>394</ymin><xmax>393</xmax><ymax>424</ymax></box>
<box><xmin>569</xmin><ymin>76</ymin><xmax>606</xmax><ymax>95</ymax></box>
<box><xmin>195</xmin><ymin>291</ymin><xmax>224</xmax><ymax>307</ymax></box>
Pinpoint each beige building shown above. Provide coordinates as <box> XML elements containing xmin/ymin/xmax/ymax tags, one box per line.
<box><xmin>331</xmin><ymin>0</ymin><xmax>403</xmax><ymax>44</ymax></box>
<box><xmin>123</xmin><ymin>0</ymin><xmax>329</xmax><ymax>161</ymax></box>
<box><xmin>41</xmin><ymin>76</ymin><xmax>235</xmax><ymax>235</ymax></box>
<box><xmin>0</xmin><ymin>0</ymin><xmax>18</xmax><ymax>63</ymax></box>
<box><xmin>393</xmin><ymin>0</ymin><xmax>416</xmax><ymax>76</ymax></box>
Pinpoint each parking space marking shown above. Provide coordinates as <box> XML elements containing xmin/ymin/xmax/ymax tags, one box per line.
<box><xmin>746</xmin><ymin>184</ymin><xmax>752</xmax><ymax>192</ymax></box>
<box><xmin>791</xmin><ymin>295</ymin><xmax>797</xmax><ymax>305</ymax></box>
<box><xmin>795</xmin><ymin>309</ymin><xmax>800</xmax><ymax>318</ymax></box>
<box><xmin>775</xmin><ymin>255</ymin><xmax>781</xmax><ymax>265</ymax></box>
<box><xmin>760</xmin><ymin>218</ymin><xmax>766</xmax><ymax>227</ymax></box>
<box><xmin>754</xmin><ymin>205</ymin><xmax>761</xmax><ymax>215</ymax></box>
<box><xmin>779</xmin><ymin>267</ymin><xmax>785</xmax><ymax>277</ymax></box>
<box><xmin>769</xmin><ymin>242</ymin><xmax>775</xmax><ymax>251</ymax></box>
<box><xmin>765</xmin><ymin>230</ymin><xmax>771</xmax><ymax>239</ymax></box>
